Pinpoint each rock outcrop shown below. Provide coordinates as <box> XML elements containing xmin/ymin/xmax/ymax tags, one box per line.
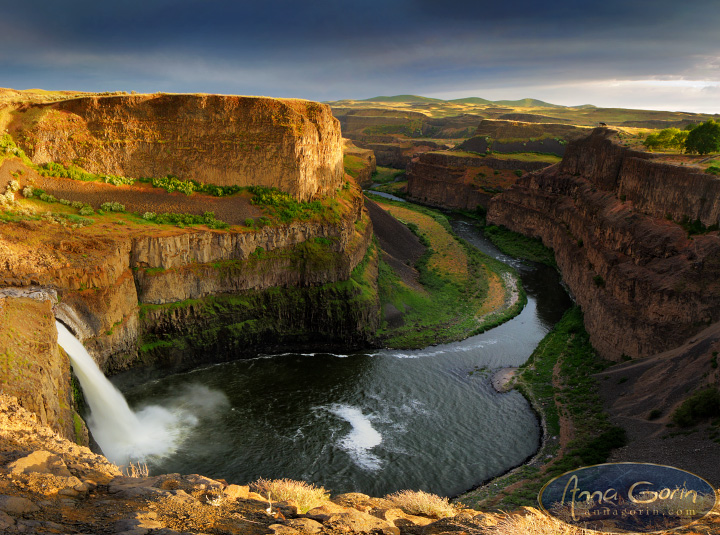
<box><xmin>0</xmin><ymin>182</ymin><xmax>376</xmax><ymax>375</ymax></box>
<box><xmin>488</xmin><ymin>128</ymin><xmax>720</xmax><ymax>360</ymax></box>
<box><xmin>0</xmin><ymin>294</ymin><xmax>74</xmax><ymax>441</ymax></box>
<box><xmin>10</xmin><ymin>94</ymin><xmax>344</xmax><ymax>201</ymax></box>
<box><xmin>406</xmin><ymin>151</ymin><xmax>551</xmax><ymax>210</ymax></box>
<box><xmin>354</xmin><ymin>140</ymin><xmax>448</xmax><ymax>169</ymax></box>
<box><xmin>343</xmin><ymin>139</ymin><xmax>376</xmax><ymax>188</ymax></box>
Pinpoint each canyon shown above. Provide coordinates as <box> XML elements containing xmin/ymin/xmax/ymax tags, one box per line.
<box><xmin>2</xmin><ymin>89</ymin><xmax>720</xmax><ymax>534</ymax></box>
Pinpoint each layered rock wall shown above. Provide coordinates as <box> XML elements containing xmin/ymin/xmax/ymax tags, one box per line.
<box><xmin>0</xmin><ymin>184</ymin><xmax>375</xmax><ymax>376</ymax></box>
<box><xmin>0</xmin><ymin>293</ymin><xmax>75</xmax><ymax>440</ymax></box>
<box><xmin>353</xmin><ymin>140</ymin><xmax>447</xmax><ymax>168</ymax></box>
<box><xmin>11</xmin><ymin>94</ymin><xmax>344</xmax><ymax>201</ymax></box>
<box><xmin>343</xmin><ymin>140</ymin><xmax>376</xmax><ymax>188</ymax></box>
<box><xmin>488</xmin><ymin>129</ymin><xmax>720</xmax><ymax>360</ymax></box>
<box><xmin>406</xmin><ymin>151</ymin><xmax>550</xmax><ymax>210</ymax></box>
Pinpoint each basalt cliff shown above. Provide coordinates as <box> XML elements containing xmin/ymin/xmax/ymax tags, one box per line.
<box><xmin>488</xmin><ymin>128</ymin><xmax>720</xmax><ymax>360</ymax></box>
<box><xmin>9</xmin><ymin>94</ymin><xmax>344</xmax><ymax>201</ymax></box>
<box><xmin>0</xmin><ymin>93</ymin><xmax>378</xmax><ymax>442</ymax></box>
<box><xmin>406</xmin><ymin>151</ymin><xmax>551</xmax><ymax>210</ymax></box>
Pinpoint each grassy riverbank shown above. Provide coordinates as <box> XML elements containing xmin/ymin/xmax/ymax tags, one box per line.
<box><xmin>482</xmin><ymin>225</ymin><xmax>556</xmax><ymax>267</ymax></box>
<box><xmin>458</xmin><ymin>306</ymin><xmax>626</xmax><ymax>510</ymax></box>
<box><xmin>367</xmin><ymin>194</ymin><xmax>525</xmax><ymax>348</ymax></box>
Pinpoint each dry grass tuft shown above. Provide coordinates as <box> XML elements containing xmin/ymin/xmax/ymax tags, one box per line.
<box><xmin>123</xmin><ymin>461</ymin><xmax>149</xmax><ymax>478</ymax></box>
<box><xmin>484</xmin><ymin>507</ymin><xmax>586</xmax><ymax>535</ymax></box>
<box><xmin>250</xmin><ymin>478</ymin><xmax>330</xmax><ymax>513</ymax></box>
<box><xmin>384</xmin><ymin>489</ymin><xmax>459</xmax><ymax>518</ymax></box>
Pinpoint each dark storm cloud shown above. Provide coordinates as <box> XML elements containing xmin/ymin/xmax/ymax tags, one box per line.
<box><xmin>2</xmin><ymin>1</ymin><xmax>719</xmax><ymax>110</ymax></box>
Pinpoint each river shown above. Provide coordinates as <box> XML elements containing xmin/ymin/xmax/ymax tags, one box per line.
<box><xmin>117</xmin><ymin>218</ymin><xmax>571</xmax><ymax>497</ymax></box>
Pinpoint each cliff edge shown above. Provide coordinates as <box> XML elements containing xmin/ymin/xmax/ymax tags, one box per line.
<box><xmin>9</xmin><ymin>94</ymin><xmax>343</xmax><ymax>201</ymax></box>
<box><xmin>488</xmin><ymin>128</ymin><xmax>720</xmax><ymax>360</ymax></box>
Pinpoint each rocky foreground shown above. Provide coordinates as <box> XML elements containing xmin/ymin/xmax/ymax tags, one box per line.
<box><xmin>0</xmin><ymin>394</ymin><xmax>494</xmax><ymax>535</ymax></box>
<box><xmin>2</xmin><ymin>394</ymin><xmax>719</xmax><ymax>535</ymax></box>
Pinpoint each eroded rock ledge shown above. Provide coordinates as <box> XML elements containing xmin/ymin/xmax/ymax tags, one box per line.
<box><xmin>488</xmin><ymin>128</ymin><xmax>720</xmax><ymax>360</ymax></box>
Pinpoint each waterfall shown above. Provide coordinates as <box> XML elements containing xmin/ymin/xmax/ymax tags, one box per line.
<box><xmin>55</xmin><ymin>321</ymin><xmax>197</xmax><ymax>467</ymax></box>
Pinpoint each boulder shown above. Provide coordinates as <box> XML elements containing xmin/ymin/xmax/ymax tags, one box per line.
<box><xmin>7</xmin><ymin>451</ymin><xmax>72</xmax><ymax>477</ymax></box>
<box><xmin>0</xmin><ymin>495</ymin><xmax>40</xmax><ymax>515</ymax></box>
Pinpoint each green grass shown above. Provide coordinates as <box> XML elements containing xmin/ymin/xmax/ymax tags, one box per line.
<box><xmin>0</xmin><ymin>134</ymin><xmax>32</xmax><ymax>166</ymax></box>
<box><xmin>485</xmin><ymin>151</ymin><xmax>562</xmax><ymax>163</ymax></box>
<box><xmin>482</xmin><ymin>225</ymin><xmax>556</xmax><ymax>267</ymax></box>
<box><xmin>343</xmin><ymin>154</ymin><xmax>366</xmax><ymax>179</ymax></box>
<box><xmin>363</xmin><ymin>120</ymin><xmax>423</xmax><ymax>137</ymax></box>
<box><xmin>706</xmin><ymin>164</ymin><xmax>720</xmax><ymax>176</ymax></box>
<box><xmin>370</xmin><ymin>196</ymin><xmax>526</xmax><ymax>348</ymax></box>
<box><xmin>672</xmin><ymin>388</ymin><xmax>720</xmax><ymax>427</ymax></box>
<box><xmin>37</xmin><ymin>162</ymin><xmax>133</xmax><ymax>185</ymax></box>
<box><xmin>371</xmin><ymin>166</ymin><xmax>405</xmax><ymax>184</ymax></box>
<box><xmin>458</xmin><ymin>307</ymin><xmax>625</xmax><ymax>510</ymax></box>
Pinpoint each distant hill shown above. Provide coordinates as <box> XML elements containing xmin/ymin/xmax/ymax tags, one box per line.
<box><xmin>491</xmin><ymin>98</ymin><xmax>563</xmax><ymax>108</ymax></box>
<box><xmin>363</xmin><ymin>95</ymin><xmax>443</xmax><ymax>103</ymax></box>
<box><xmin>447</xmin><ymin>97</ymin><xmax>493</xmax><ymax>105</ymax></box>
<box><xmin>361</xmin><ymin>95</ymin><xmax>565</xmax><ymax>108</ymax></box>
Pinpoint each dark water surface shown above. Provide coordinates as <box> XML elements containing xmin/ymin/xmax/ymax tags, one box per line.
<box><xmin>118</xmin><ymin>219</ymin><xmax>571</xmax><ymax>497</ymax></box>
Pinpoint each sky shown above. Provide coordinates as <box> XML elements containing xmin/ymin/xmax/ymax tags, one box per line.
<box><xmin>2</xmin><ymin>0</ymin><xmax>720</xmax><ymax>113</ymax></box>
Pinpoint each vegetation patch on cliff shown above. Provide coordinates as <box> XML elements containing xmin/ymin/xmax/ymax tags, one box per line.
<box><xmin>368</xmin><ymin>195</ymin><xmax>524</xmax><ymax>348</ymax></box>
<box><xmin>482</xmin><ymin>225</ymin><xmax>557</xmax><ymax>267</ymax></box>
<box><xmin>135</xmin><ymin>242</ymin><xmax>380</xmax><ymax>367</ymax></box>
<box><xmin>371</xmin><ymin>166</ymin><xmax>405</xmax><ymax>184</ymax></box>
<box><xmin>459</xmin><ymin>307</ymin><xmax>626</xmax><ymax>510</ymax></box>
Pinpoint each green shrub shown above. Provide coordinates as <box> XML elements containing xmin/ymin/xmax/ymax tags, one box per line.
<box><xmin>643</xmin><ymin>128</ymin><xmax>688</xmax><ymax>151</ymax></box>
<box><xmin>148</xmin><ymin>174</ymin><xmax>243</xmax><ymax>197</ymax></box>
<box><xmin>142</xmin><ymin>212</ymin><xmax>156</xmax><ymax>220</ymax></box>
<box><xmin>648</xmin><ymin>409</ymin><xmax>662</xmax><ymax>420</ymax></box>
<box><xmin>672</xmin><ymin>388</ymin><xmax>720</xmax><ymax>427</ymax></box>
<box><xmin>706</xmin><ymin>165</ymin><xmax>720</xmax><ymax>176</ymax></box>
<box><xmin>514</xmin><ymin>169</ymin><xmax>524</xmax><ymax>177</ymax></box>
<box><xmin>593</xmin><ymin>274</ymin><xmax>605</xmax><ymax>287</ymax></box>
<box><xmin>38</xmin><ymin>162</ymin><xmax>95</xmax><ymax>182</ymax></box>
<box><xmin>71</xmin><ymin>201</ymin><xmax>84</xmax><ymax>209</ymax></box>
<box><xmin>102</xmin><ymin>174</ymin><xmax>135</xmax><ymax>186</ymax></box>
<box><xmin>79</xmin><ymin>206</ymin><xmax>94</xmax><ymax>216</ymax></box>
<box><xmin>248</xmin><ymin>185</ymin><xmax>324</xmax><ymax>223</ymax></box>
<box><xmin>150</xmin><ymin>211</ymin><xmax>229</xmax><ymax>229</ymax></box>
<box><xmin>100</xmin><ymin>201</ymin><xmax>125</xmax><ymax>212</ymax></box>
<box><xmin>244</xmin><ymin>217</ymin><xmax>254</xmax><ymax>227</ymax></box>
<box><xmin>151</xmin><ymin>174</ymin><xmax>196</xmax><ymax>195</ymax></box>
<box><xmin>685</xmin><ymin>120</ymin><xmax>720</xmax><ymax>155</ymax></box>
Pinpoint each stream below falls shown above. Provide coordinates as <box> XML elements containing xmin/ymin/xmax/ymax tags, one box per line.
<box><xmin>114</xmin><ymin>218</ymin><xmax>572</xmax><ymax>497</ymax></box>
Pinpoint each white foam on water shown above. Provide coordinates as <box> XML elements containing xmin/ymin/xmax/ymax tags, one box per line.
<box><xmin>384</xmin><ymin>338</ymin><xmax>498</xmax><ymax>359</ymax></box>
<box><xmin>327</xmin><ymin>404</ymin><xmax>383</xmax><ymax>471</ymax></box>
<box><xmin>56</xmin><ymin>321</ymin><xmax>227</xmax><ymax>467</ymax></box>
